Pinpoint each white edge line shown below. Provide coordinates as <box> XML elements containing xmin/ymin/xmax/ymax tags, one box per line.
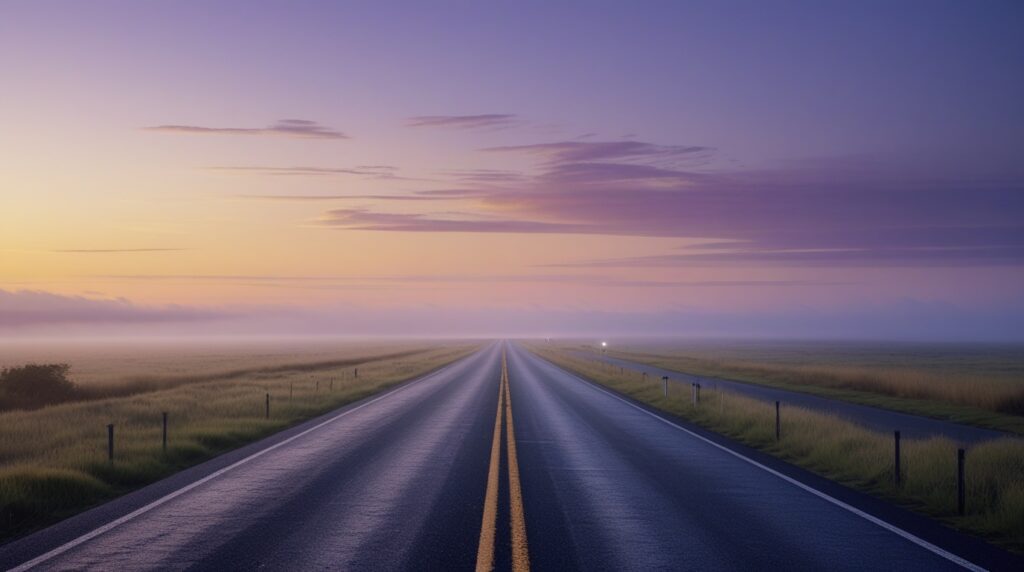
<box><xmin>523</xmin><ymin>349</ymin><xmax>987</xmax><ymax>572</ymax></box>
<box><xmin>9</xmin><ymin>347</ymin><xmax>492</xmax><ymax>572</ymax></box>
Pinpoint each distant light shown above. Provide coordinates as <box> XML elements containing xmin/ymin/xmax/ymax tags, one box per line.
<box><xmin>601</xmin><ymin>342</ymin><xmax>608</xmax><ymax>347</ymax></box>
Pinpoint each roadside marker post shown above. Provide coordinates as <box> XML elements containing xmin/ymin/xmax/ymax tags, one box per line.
<box><xmin>775</xmin><ymin>401</ymin><xmax>781</xmax><ymax>441</ymax></box>
<box><xmin>894</xmin><ymin>431</ymin><xmax>901</xmax><ymax>487</ymax></box>
<box><xmin>162</xmin><ymin>412</ymin><xmax>168</xmax><ymax>453</ymax></box>
<box><xmin>354</xmin><ymin>367</ymin><xmax>358</xmax><ymax>379</ymax></box>
<box><xmin>265</xmin><ymin>393</ymin><xmax>270</xmax><ymax>419</ymax></box>
<box><xmin>695</xmin><ymin>383</ymin><xmax>701</xmax><ymax>405</ymax></box>
<box><xmin>957</xmin><ymin>449</ymin><xmax>966</xmax><ymax>516</ymax></box>
<box><xmin>661</xmin><ymin>376</ymin><xmax>668</xmax><ymax>397</ymax></box>
<box><xmin>107</xmin><ymin>424</ymin><xmax>114</xmax><ymax>462</ymax></box>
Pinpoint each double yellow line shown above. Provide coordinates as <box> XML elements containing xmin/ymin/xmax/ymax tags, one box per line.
<box><xmin>476</xmin><ymin>348</ymin><xmax>529</xmax><ymax>572</ymax></box>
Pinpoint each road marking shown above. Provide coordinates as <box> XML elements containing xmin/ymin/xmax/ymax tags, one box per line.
<box><xmin>475</xmin><ymin>354</ymin><xmax>505</xmax><ymax>572</ymax></box>
<box><xmin>9</xmin><ymin>348</ymin><xmax>493</xmax><ymax>572</ymax></box>
<box><xmin>504</xmin><ymin>350</ymin><xmax>530</xmax><ymax>572</ymax></box>
<box><xmin>528</xmin><ymin>349</ymin><xmax>987</xmax><ymax>572</ymax></box>
<box><xmin>475</xmin><ymin>347</ymin><xmax>531</xmax><ymax>572</ymax></box>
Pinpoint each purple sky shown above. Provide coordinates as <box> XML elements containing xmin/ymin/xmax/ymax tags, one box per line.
<box><xmin>2</xmin><ymin>1</ymin><xmax>1023</xmax><ymax>339</ymax></box>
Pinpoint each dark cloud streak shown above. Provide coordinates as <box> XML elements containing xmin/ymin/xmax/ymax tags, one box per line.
<box><xmin>406</xmin><ymin>114</ymin><xmax>521</xmax><ymax>130</ymax></box>
<box><xmin>144</xmin><ymin>119</ymin><xmax>347</xmax><ymax>139</ymax></box>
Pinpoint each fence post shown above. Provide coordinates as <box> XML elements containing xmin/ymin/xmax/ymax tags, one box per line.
<box><xmin>957</xmin><ymin>448</ymin><xmax>966</xmax><ymax>516</ymax></box>
<box><xmin>661</xmin><ymin>376</ymin><xmax>668</xmax><ymax>397</ymax></box>
<box><xmin>107</xmin><ymin>424</ymin><xmax>114</xmax><ymax>462</ymax></box>
<box><xmin>162</xmin><ymin>412</ymin><xmax>168</xmax><ymax>453</ymax></box>
<box><xmin>775</xmin><ymin>401</ymin><xmax>781</xmax><ymax>440</ymax></box>
<box><xmin>265</xmin><ymin>392</ymin><xmax>270</xmax><ymax>419</ymax></box>
<box><xmin>354</xmin><ymin>367</ymin><xmax>358</xmax><ymax>378</ymax></box>
<box><xmin>893</xmin><ymin>431</ymin><xmax>901</xmax><ymax>487</ymax></box>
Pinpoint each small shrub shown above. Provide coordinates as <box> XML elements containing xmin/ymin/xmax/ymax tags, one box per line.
<box><xmin>0</xmin><ymin>364</ymin><xmax>77</xmax><ymax>411</ymax></box>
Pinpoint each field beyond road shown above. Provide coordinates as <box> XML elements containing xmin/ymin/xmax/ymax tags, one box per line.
<box><xmin>577</xmin><ymin>340</ymin><xmax>1024</xmax><ymax>435</ymax></box>
<box><xmin>0</xmin><ymin>339</ymin><xmax>480</xmax><ymax>541</ymax></box>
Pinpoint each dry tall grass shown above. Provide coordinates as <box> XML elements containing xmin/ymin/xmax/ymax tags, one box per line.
<box><xmin>580</xmin><ymin>344</ymin><xmax>1024</xmax><ymax>433</ymax></box>
<box><xmin>0</xmin><ymin>343</ymin><xmax>478</xmax><ymax>539</ymax></box>
<box><xmin>532</xmin><ymin>346</ymin><xmax>1024</xmax><ymax>553</ymax></box>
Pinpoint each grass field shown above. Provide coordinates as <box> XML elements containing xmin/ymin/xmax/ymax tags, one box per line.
<box><xmin>568</xmin><ymin>339</ymin><xmax>1024</xmax><ymax>434</ymax></box>
<box><xmin>529</xmin><ymin>344</ymin><xmax>1024</xmax><ymax>553</ymax></box>
<box><xmin>0</xmin><ymin>340</ymin><xmax>480</xmax><ymax>540</ymax></box>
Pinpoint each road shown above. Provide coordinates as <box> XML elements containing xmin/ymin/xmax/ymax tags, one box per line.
<box><xmin>1</xmin><ymin>342</ymin><xmax>1019</xmax><ymax>571</ymax></box>
<box><xmin>572</xmin><ymin>350</ymin><xmax>1006</xmax><ymax>444</ymax></box>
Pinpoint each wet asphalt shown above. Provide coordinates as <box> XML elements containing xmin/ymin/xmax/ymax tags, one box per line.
<box><xmin>1</xmin><ymin>342</ymin><xmax>1019</xmax><ymax>571</ymax></box>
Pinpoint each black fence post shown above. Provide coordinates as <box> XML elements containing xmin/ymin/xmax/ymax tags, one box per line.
<box><xmin>107</xmin><ymin>424</ymin><xmax>114</xmax><ymax>462</ymax></box>
<box><xmin>162</xmin><ymin>412</ymin><xmax>168</xmax><ymax>453</ymax></box>
<box><xmin>265</xmin><ymin>393</ymin><xmax>270</xmax><ymax>419</ymax></box>
<box><xmin>775</xmin><ymin>401</ymin><xmax>781</xmax><ymax>440</ymax></box>
<box><xmin>957</xmin><ymin>448</ymin><xmax>966</xmax><ymax>516</ymax></box>
<box><xmin>893</xmin><ymin>431</ymin><xmax>901</xmax><ymax>487</ymax></box>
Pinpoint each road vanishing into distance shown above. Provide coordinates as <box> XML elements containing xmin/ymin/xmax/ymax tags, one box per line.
<box><xmin>572</xmin><ymin>351</ymin><xmax>1007</xmax><ymax>444</ymax></box>
<box><xmin>1</xmin><ymin>342</ymin><xmax>1019</xmax><ymax>571</ymax></box>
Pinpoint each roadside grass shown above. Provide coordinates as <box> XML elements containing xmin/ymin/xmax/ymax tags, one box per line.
<box><xmin>529</xmin><ymin>346</ymin><xmax>1024</xmax><ymax>553</ymax></box>
<box><xmin>0</xmin><ymin>343</ymin><xmax>478</xmax><ymax>541</ymax></box>
<box><xmin>578</xmin><ymin>345</ymin><xmax>1024</xmax><ymax>434</ymax></box>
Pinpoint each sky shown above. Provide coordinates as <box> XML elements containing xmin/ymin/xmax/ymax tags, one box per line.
<box><xmin>2</xmin><ymin>0</ymin><xmax>1024</xmax><ymax>340</ymax></box>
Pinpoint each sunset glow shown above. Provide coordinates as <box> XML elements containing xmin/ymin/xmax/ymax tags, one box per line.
<box><xmin>2</xmin><ymin>1</ymin><xmax>1023</xmax><ymax>339</ymax></box>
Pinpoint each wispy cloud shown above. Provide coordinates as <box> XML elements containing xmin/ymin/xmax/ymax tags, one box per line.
<box><xmin>208</xmin><ymin>165</ymin><xmax>396</xmax><ymax>177</ymax></box>
<box><xmin>440</xmin><ymin>169</ymin><xmax>526</xmax><ymax>184</ymax></box>
<box><xmin>92</xmin><ymin>273</ymin><xmax>844</xmax><ymax>289</ymax></box>
<box><xmin>0</xmin><ymin>289</ymin><xmax>228</xmax><ymax>328</ymax></box>
<box><xmin>239</xmin><ymin>188</ymin><xmax>485</xmax><ymax>202</ymax></box>
<box><xmin>311</xmin><ymin>132</ymin><xmax>1024</xmax><ymax>267</ymax></box>
<box><xmin>482</xmin><ymin>140</ymin><xmax>713</xmax><ymax>166</ymax></box>
<box><xmin>318</xmin><ymin>208</ymin><xmax>591</xmax><ymax>234</ymax></box>
<box><xmin>239</xmin><ymin>194</ymin><xmax>455</xmax><ymax>202</ymax></box>
<box><xmin>143</xmin><ymin>119</ymin><xmax>348</xmax><ymax>139</ymax></box>
<box><xmin>51</xmin><ymin>248</ymin><xmax>186</xmax><ymax>253</ymax></box>
<box><xmin>406</xmin><ymin>114</ymin><xmax>522</xmax><ymax>130</ymax></box>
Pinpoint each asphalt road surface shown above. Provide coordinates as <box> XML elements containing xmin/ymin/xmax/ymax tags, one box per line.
<box><xmin>1</xmin><ymin>342</ymin><xmax>1019</xmax><ymax>571</ymax></box>
<box><xmin>572</xmin><ymin>350</ymin><xmax>1006</xmax><ymax>444</ymax></box>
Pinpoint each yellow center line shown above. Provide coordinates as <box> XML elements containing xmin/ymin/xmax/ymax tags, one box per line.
<box><xmin>475</xmin><ymin>353</ymin><xmax>505</xmax><ymax>572</ymax></box>
<box><xmin>504</xmin><ymin>350</ymin><xmax>530</xmax><ymax>572</ymax></box>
